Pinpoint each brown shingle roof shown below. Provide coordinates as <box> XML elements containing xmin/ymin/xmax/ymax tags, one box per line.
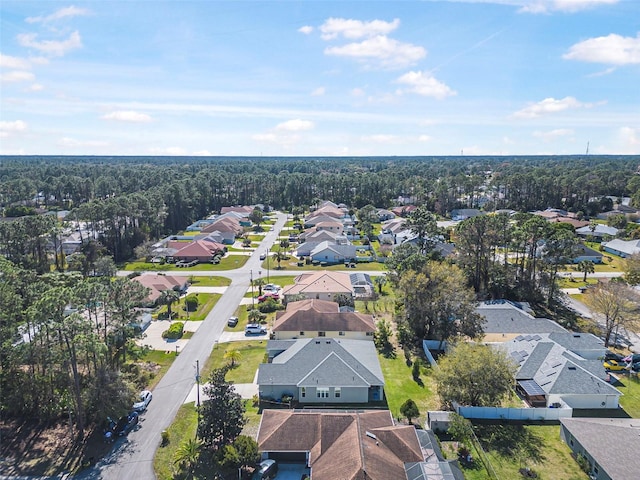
<box><xmin>273</xmin><ymin>299</ymin><xmax>375</xmax><ymax>333</ymax></box>
<box><xmin>283</xmin><ymin>271</ymin><xmax>353</xmax><ymax>296</ymax></box>
<box><xmin>132</xmin><ymin>273</ymin><xmax>186</xmax><ymax>302</ymax></box>
<box><xmin>257</xmin><ymin>410</ymin><xmax>421</xmax><ymax>480</ymax></box>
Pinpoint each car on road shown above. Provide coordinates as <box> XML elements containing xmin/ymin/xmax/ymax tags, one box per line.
<box><xmin>603</xmin><ymin>359</ymin><xmax>629</xmax><ymax>371</ymax></box>
<box><xmin>245</xmin><ymin>323</ymin><xmax>267</xmax><ymax>335</ymax></box>
<box><xmin>263</xmin><ymin>284</ymin><xmax>280</xmax><ymax>292</ymax></box>
<box><xmin>259</xmin><ymin>253</ymin><xmax>267</xmax><ymax>260</ymax></box>
<box><xmin>227</xmin><ymin>316</ymin><xmax>239</xmax><ymax>327</ymax></box>
<box><xmin>252</xmin><ymin>459</ymin><xmax>278</xmax><ymax>480</ymax></box>
<box><xmin>133</xmin><ymin>390</ymin><xmax>152</xmax><ymax>412</ymax></box>
<box><xmin>115</xmin><ymin>411</ymin><xmax>139</xmax><ymax>436</ymax></box>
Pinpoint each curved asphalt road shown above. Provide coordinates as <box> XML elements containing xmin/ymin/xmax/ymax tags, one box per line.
<box><xmin>84</xmin><ymin>213</ymin><xmax>289</xmax><ymax>480</ymax></box>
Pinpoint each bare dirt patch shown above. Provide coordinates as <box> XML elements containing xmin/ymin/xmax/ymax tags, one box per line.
<box><xmin>0</xmin><ymin>419</ymin><xmax>110</xmax><ymax>477</ymax></box>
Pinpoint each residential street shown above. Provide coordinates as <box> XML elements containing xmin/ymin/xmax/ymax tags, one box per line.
<box><xmin>85</xmin><ymin>213</ymin><xmax>288</xmax><ymax>480</ymax></box>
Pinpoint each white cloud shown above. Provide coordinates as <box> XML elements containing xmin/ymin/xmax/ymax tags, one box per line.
<box><xmin>17</xmin><ymin>31</ymin><xmax>82</xmax><ymax>57</ymax></box>
<box><xmin>1</xmin><ymin>71</ymin><xmax>35</xmax><ymax>83</ymax></box>
<box><xmin>350</xmin><ymin>88</ymin><xmax>366</xmax><ymax>97</ymax></box>
<box><xmin>533</xmin><ymin>128</ymin><xmax>574</xmax><ymax>141</ymax></box>
<box><xmin>512</xmin><ymin>96</ymin><xmax>590</xmax><ymax>118</ymax></box>
<box><xmin>275</xmin><ymin>119</ymin><xmax>315</xmax><ymax>131</ymax></box>
<box><xmin>395</xmin><ymin>71</ymin><xmax>456</xmax><ymax>99</ymax></box>
<box><xmin>102</xmin><ymin>110</ymin><xmax>152</xmax><ymax>123</ymax></box>
<box><xmin>620</xmin><ymin>127</ymin><xmax>640</xmax><ymax>146</ymax></box>
<box><xmin>0</xmin><ymin>120</ymin><xmax>27</xmax><ymax>137</ymax></box>
<box><xmin>563</xmin><ymin>32</ymin><xmax>640</xmax><ymax>65</ymax></box>
<box><xmin>519</xmin><ymin>0</ymin><xmax>618</xmax><ymax>14</ymax></box>
<box><xmin>149</xmin><ymin>146</ymin><xmax>187</xmax><ymax>155</ymax></box>
<box><xmin>325</xmin><ymin>35</ymin><xmax>426</xmax><ymax>69</ymax></box>
<box><xmin>27</xmin><ymin>83</ymin><xmax>44</xmax><ymax>91</ymax></box>
<box><xmin>0</xmin><ymin>53</ymin><xmax>31</xmax><ymax>69</ymax></box>
<box><xmin>418</xmin><ymin>135</ymin><xmax>432</xmax><ymax>142</ymax></box>
<box><xmin>26</xmin><ymin>6</ymin><xmax>90</xmax><ymax>24</ymax></box>
<box><xmin>361</xmin><ymin>134</ymin><xmax>398</xmax><ymax>143</ymax></box>
<box><xmin>298</xmin><ymin>25</ymin><xmax>313</xmax><ymax>35</ymax></box>
<box><xmin>59</xmin><ymin>137</ymin><xmax>108</xmax><ymax>148</ymax></box>
<box><xmin>311</xmin><ymin>87</ymin><xmax>325</xmax><ymax>96</ymax></box>
<box><xmin>320</xmin><ymin>18</ymin><xmax>400</xmax><ymax>40</ymax></box>
<box><xmin>252</xmin><ymin>133</ymin><xmax>278</xmax><ymax>143</ymax></box>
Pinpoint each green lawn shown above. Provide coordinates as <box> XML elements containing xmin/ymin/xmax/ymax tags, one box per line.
<box><xmin>124</xmin><ymin>255</ymin><xmax>248</xmax><ymax>271</ymax></box>
<box><xmin>613</xmin><ymin>373</ymin><xmax>640</xmax><ymax>417</ymax></box>
<box><xmin>204</xmin><ymin>341</ymin><xmax>267</xmax><ymax>383</ymax></box>
<box><xmin>263</xmin><ymin>260</ymin><xmax>387</xmax><ymax>272</ymax></box>
<box><xmin>449</xmin><ymin>425</ymin><xmax>587</xmax><ymax>480</ymax></box>
<box><xmin>155</xmin><ymin>293</ymin><xmax>221</xmax><ymax>321</ymax></box>
<box><xmin>188</xmin><ymin>276</ymin><xmax>231</xmax><ymax>287</ymax></box>
<box><xmin>378</xmin><ymin>348</ymin><xmax>440</xmax><ymax>425</ymax></box>
<box><xmin>153</xmin><ymin>403</ymin><xmax>198</xmax><ymax>480</ymax></box>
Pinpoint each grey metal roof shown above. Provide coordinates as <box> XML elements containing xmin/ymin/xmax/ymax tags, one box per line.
<box><xmin>257</xmin><ymin>338</ymin><xmax>384</xmax><ymax>387</ymax></box>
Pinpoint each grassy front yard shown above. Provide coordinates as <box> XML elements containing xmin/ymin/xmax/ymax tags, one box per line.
<box><xmin>188</xmin><ymin>276</ymin><xmax>231</xmax><ymax>287</ymax></box>
<box><xmin>123</xmin><ymin>255</ymin><xmax>248</xmax><ymax>272</ymax></box>
<box><xmin>155</xmin><ymin>293</ymin><xmax>221</xmax><ymax>321</ymax></box>
<box><xmin>204</xmin><ymin>341</ymin><xmax>266</xmax><ymax>383</ymax></box>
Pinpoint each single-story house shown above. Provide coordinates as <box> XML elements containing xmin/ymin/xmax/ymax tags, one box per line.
<box><xmin>572</xmin><ymin>245</ymin><xmax>604</xmax><ymax>264</ymax></box>
<box><xmin>282</xmin><ymin>271</ymin><xmax>354</xmax><ymax>302</ymax></box>
<box><xmin>272</xmin><ymin>299</ymin><xmax>375</xmax><ymax>341</ymax></box>
<box><xmin>314</xmin><ymin>220</ymin><xmax>344</xmax><ymax>234</ymax></box>
<box><xmin>576</xmin><ymin>224</ymin><xmax>619</xmax><ymax>240</ymax></box>
<box><xmin>220</xmin><ymin>205</ymin><xmax>253</xmax><ymax>215</ymax></box>
<box><xmin>200</xmin><ymin>216</ymin><xmax>244</xmax><ymax>237</ymax></box>
<box><xmin>132</xmin><ymin>273</ymin><xmax>189</xmax><ymax>304</ymax></box>
<box><xmin>304</xmin><ymin>214</ymin><xmax>345</xmax><ymax>229</ymax></box>
<box><xmin>308</xmin><ymin>241</ymin><xmax>357</xmax><ymax>265</ymax></box>
<box><xmin>377</xmin><ymin>208</ymin><xmax>395</xmax><ymax>221</ymax></box>
<box><xmin>602</xmin><ymin>239</ymin><xmax>640</xmax><ymax>258</ymax></box>
<box><xmin>171</xmin><ymin>239</ymin><xmax>225</xmax><ymax>263</ymax></box>
<box><xmin>560</xmin><ymin>417</ymin><xmax>640</xmax><ymax>480</ymax></box>
<box><xmin>258</xmin><ymin>337</ymin><xmax>384</xmax><ymax>403</ymax></box>
<box><xmin>256</xmin><ymin>409</ymin><xmax>464</xmax><ymax>480</ymax></box>
<box><xmin>306</xmin><ymin>204</ymin><xmax>347</xmax><ymax>220</ymax></box>
<box><xmin>500</xmin><ymin>333</ymin><xmax>620</xmax><ymax>409</ymax></box>
<box><xmin>477</xmin><ymin>300</ymin><xmax>567</xmax><ymax>343</ymax></box>
<box><xmin>391</xmin><ymin>205</ymin><xmax>417</xmax><ymax>217</ymax></box>
<box><xmin>299</xmin><ymin>229</ymin><xmax>348</xmax><ymax>245</ymax></box>
<box><xmin>549</xmin><ymin>216</ymin><xmax>590</xmax><ymax>229</ymax></box>
<box><xmin>450</xmin><ymin>208</ymin><xmax>484</xmax><ymax>221</ymax></box>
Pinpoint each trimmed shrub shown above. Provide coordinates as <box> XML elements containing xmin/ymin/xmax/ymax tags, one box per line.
<box><xmin>162</xmin><ymin>321</ymin><xmax>184</xmax><ymax>339</ymax></box>
<box><xmin>185</xmin><ymin>294</ymin><xmax>198</xmax><ymax>312</ymax></box>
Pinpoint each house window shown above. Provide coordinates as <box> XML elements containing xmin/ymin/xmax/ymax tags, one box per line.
<box><xmin>317</xmin><ymin>388</ymin><xmax>329</xmax><ymax>398</ymax></box>
<box><xmin>318</xmin><ymin>331</ymin><xmax>326</xmax><ymax>337</ymax></box>
<box><xmin>301</xmin><ymin>387</ymin><xmax>306</xmax><ymax>398</ymax></box>
<box><xmin>339</xmin><ymin>331</ymin><xmax>345</xmax><ymax>336</ymax></box>
<box><xmin>300</xmin><ymin>331</ymin><xmax>305</xmax><ymax>336</ymax></box>
<box><xmin>335</xmin><ymin>387</ymin><xmax>341</xmax><ymax>398</ymax></box>
<box><xmin>366</xmin><ymin>332</ymin><xmax>373</xmax><ymax>336</ymax></box>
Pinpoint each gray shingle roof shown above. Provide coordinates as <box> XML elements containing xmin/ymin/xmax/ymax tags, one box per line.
<box><xmin>258</xmin><ymin>338</ymin><xmax>384</xmax><ymax>387</ymax></box>
<box><xmin>478</xmin><ymin>302</ymin><xmax>566</xmax><ymax>335</ymax></box>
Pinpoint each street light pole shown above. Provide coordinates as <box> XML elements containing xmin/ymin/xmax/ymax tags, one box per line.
<box><xmin>250</xmin><ymin>269</ymin><xmax>254</xmax><ymax>308</ymax></box>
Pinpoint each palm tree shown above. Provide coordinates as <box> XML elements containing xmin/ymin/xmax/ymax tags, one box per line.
<box><xmin>273</xmin><ymin>250</ymin><xmax>283</xmax><ymax>270</ymax></box>
<box><xmin>247</xmin><ymin>308</ymin><xmax>263</xmax><ymax>323</ymax></box>
<box><xmin>374</xmin><ymin>275</ymin><xmax>387</xmax><ymax>294</ymax></box>
<box><xmin>158</xmin><ymin>289</ymin><xmax>180</xmax><ymax>319</ymax></box>
<box><xmin>577</xmin><ymin>260</ymin><xmax>595</xmax><ymax>282</ymax></box>
<box><xmin>174</xmin><ymin>437</ymin><xmax>202</xmax><ymax>477</ymax></box>
<box><xmin>224</xmin><ymin>349</ymin><xmax>242</xmax><ymax>368</ymax></box>
<box><xmin>253</xmin><ymin>278</ymin><xmax>265</xmax><ymax>296</ymax></box>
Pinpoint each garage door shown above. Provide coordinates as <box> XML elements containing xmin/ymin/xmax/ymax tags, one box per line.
<box><xmin>268</xmin><ymin>451</ymin><xmax>307</xmax><ymax>463</ymax></box>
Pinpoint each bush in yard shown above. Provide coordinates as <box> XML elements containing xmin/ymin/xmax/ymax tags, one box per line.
<box><xmin>162</xmin><ymin>321</ymin><xmax>184</xmax><ymax>339</ymax></box>
<box><xmin>400</xmin><ymin>398</ymin><xmax>420</xmax><ymax>424</ymax></box>
<box><xmin>258</xmin><ymin>298</ymin><xmax>284</xmax><ymax>313</ymax></box>
<box><xmin>185</xmin><ymin>294</ymin><xmax>198</xmax><ymax>312</ymax></box>
<box><xmin>412</xmin><ymin>359</ymin><xmax>421</xmax><ymax>380</ymax></box>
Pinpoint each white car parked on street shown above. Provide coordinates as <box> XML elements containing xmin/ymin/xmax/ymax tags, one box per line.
<box><xmin>133</xmin><ymin>390</ymin><xmax>152</xmax><ymax>412</ymax></box>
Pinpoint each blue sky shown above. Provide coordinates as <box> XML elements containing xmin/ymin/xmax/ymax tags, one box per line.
<box><xmin>1</xmin><ymin>0</ymin><xmax>639</xmax><ymax>156</ymax></box>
